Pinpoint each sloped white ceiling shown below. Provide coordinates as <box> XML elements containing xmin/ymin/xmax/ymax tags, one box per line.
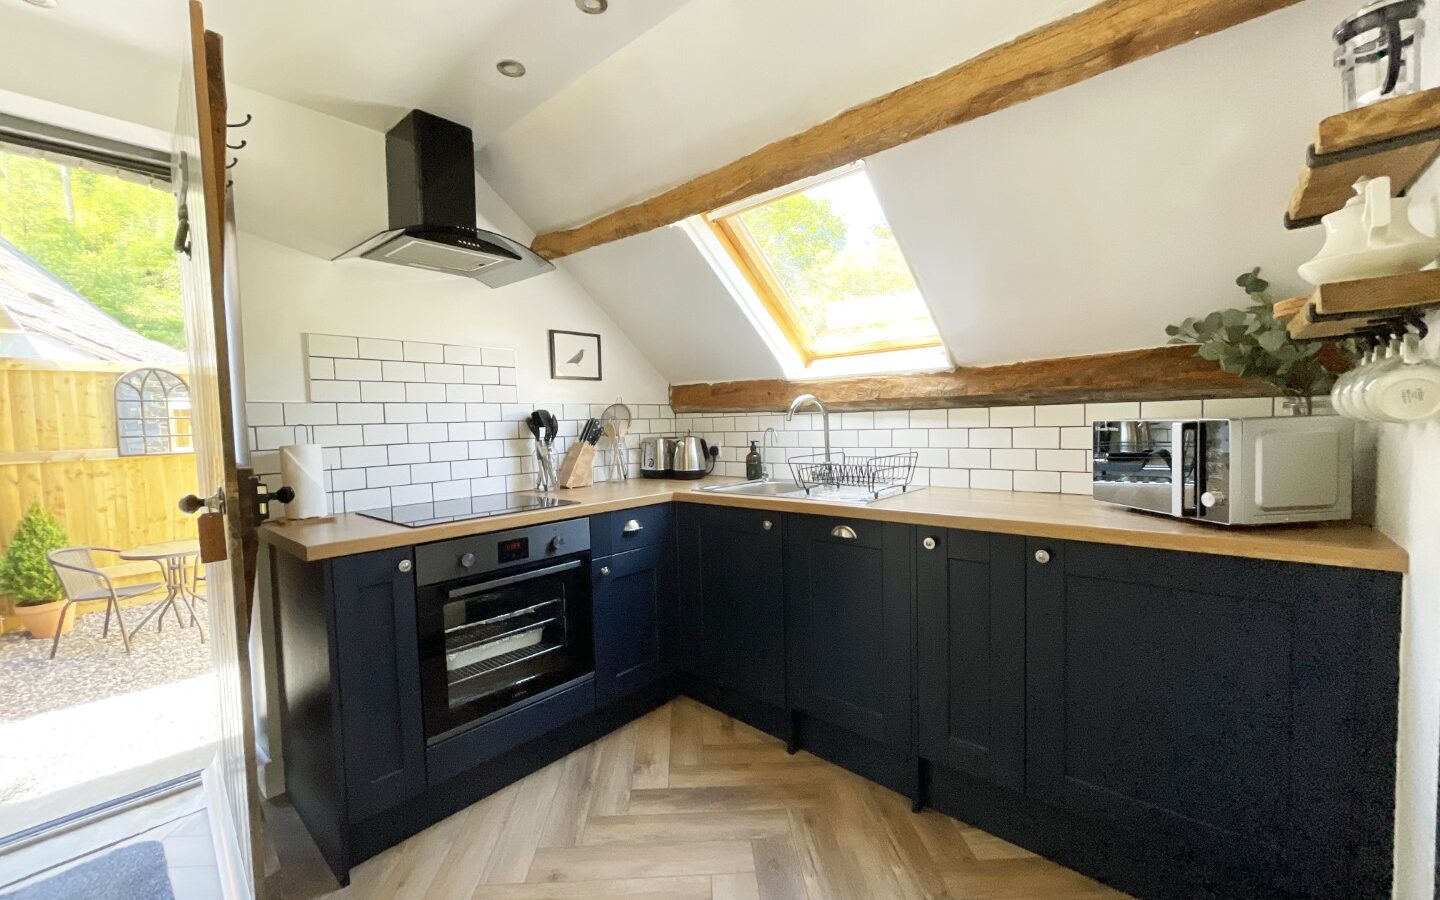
<box><xmin>560</xmin><ymin>227</ymin><xmax>784</xmax><ymax>384</ymax></box>
<box><xmin>560</xmin><ymin>0</ymin><xmax>1357</xmax><ymax>382</ymax></box>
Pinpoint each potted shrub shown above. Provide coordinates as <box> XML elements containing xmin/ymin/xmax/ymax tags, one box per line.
<box><xmin>0</xmin><ymin>503</ymin><xmax>74</xmax><ymax>639</ymax></box>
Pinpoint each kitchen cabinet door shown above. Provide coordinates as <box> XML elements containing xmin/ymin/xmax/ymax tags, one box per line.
<box><xmin>329</xmin><ymin>546</ymin><xmax>426</xmax><ymax>822</ymax></box>
<box><xmin>592</xmin><ymin>542</ymin><xmax>676</xmax><ymax>707</ymax></box>
<box><xmin>676</xmin><ymin>504</ymin><xmax>786</xmax><ymax>709</ymax></box>
<box><xmin>1024</xmin><ymin>538</ymin><xmax>1401</xmax><ymax>897</ymax></box>
<box><xmin>916</xmin><ymin>529</ymin><xmax>1026</xmax><ymax>792</ymax></box>
<box><xmin>784</xmin><ymin>514</ymin><xmax>912</xmax><ymax>750</ymax></box>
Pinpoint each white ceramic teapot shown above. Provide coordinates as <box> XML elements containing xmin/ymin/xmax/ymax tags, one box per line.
<box><xmin>1298</xmin><ymin>176</ymin><xmax>1440</xmax><ymax>285</ymax></box>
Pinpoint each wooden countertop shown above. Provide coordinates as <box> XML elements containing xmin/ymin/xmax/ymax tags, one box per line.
<box><xmin>259</xmin><ymin>478</ymin><xmax>1408</xmax><ymax>572</ymax></box>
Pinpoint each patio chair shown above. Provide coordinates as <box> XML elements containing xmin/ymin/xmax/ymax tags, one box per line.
<box><xmin>46</xmin><ymin>548</ymin><xmax>162</xmax><ymax>660</ymax></box>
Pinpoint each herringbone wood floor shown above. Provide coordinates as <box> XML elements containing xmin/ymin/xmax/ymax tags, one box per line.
<box><xmin>271</xmin><ymin>697</ymin><xmax>1129</xmax><ymax>899</ymax></box>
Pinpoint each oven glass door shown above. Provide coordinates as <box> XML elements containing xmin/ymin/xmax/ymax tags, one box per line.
<box><xmin>419</xmin><ymin>557</ymin><xmax>592</xmax><ymax>742</ymax></box>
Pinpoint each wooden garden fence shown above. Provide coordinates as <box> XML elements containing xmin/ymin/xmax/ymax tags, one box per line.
<box><xmin>0</xmin><ymin>359</ymin><xmax>197</xmax><ymax>631</ymax></box>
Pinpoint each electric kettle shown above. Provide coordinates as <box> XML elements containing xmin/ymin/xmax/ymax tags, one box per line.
<box><xmin>639</xmin><ymin>437</ymin><xmax>676</xmax><ymax>479</ymax></box>
<box><xmin>671</xmin><ymin>436</ymin><xmax>716</xmax><ymax>480</ymax></box>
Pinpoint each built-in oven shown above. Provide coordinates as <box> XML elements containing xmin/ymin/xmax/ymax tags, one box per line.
<box><xmin>415</xmin><ymin>518</ymin><xmax>592</xmax><ymax>744</ymax></box>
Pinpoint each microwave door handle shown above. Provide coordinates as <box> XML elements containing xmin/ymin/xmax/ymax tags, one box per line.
<box><xmin>446</xmin><ymin>558</ymin><xmax>583</xmax><ymax>600</ymax></box>
<box><xmin>1170</xmin><ymin>422</ymin><xmax>1185</xmax><ymax>517</ymax></box>
<box><xmin>1180</xmin><ymin>421</ymin><xmax>1199</xmax><ymax>518</ymax></box>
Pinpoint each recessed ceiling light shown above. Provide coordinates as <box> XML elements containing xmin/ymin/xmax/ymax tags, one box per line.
<box><xmin>576</xmin><ymin>0</ymin><xmax>608</xmax><ymax>13</ymax></box>
<box><xmin>21</xmin><ymin>0</ymin><xmax>59</xmax><ymax>8</ymax></box>
<box><xmin>496</xmin><ymin>59</ymin><xmax>526</xmax><ymax>78</ymax></box>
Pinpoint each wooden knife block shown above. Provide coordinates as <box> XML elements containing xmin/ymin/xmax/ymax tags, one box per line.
<box><xmin>557</xmin><ymin>442</ymin><xmax>596</xmax><ymax>489</ymax></box>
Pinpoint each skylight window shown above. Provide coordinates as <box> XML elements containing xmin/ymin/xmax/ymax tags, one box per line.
<box><xmin>705</xmin><ymin>165</ymin><xmax>941</xmax><ymax>364</ymax></box>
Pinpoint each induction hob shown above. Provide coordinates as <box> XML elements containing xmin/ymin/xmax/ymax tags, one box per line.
<box><xmin>357</xmin><ymin>493</ymin><xmax>577</xmax><ymax>528</ymax></box>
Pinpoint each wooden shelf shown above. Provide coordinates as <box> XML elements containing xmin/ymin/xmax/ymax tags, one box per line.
<box><xmin>1278</xmin><ymin>269</ymin><xmax>1440</xmax><ymax>340</ymax></box>
<box><xmin>1286</xmin><ymin>88</ymin><xmax>1440</xmax><ymax>229</ymax></box>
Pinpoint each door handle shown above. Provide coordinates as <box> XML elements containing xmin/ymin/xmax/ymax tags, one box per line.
<box><xmin>830</xmin><ymin>525</ymin><xmax>857</xmax><ymax>540</ymax></box>
<box><xmin>179</xmin><ymin>487</ymin><xmax>226</xmax><ymax>515</ymax></box>
<box><xmin>621</xmin><ymin>519</ymin><xmax>644</xmax><ymax>534</ymax></box>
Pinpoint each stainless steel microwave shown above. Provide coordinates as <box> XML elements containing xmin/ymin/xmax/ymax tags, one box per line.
<box><xmin>1092</xmin><ymin>417</ymin><xmax>1354</xmax><ymax>526</ymax></box>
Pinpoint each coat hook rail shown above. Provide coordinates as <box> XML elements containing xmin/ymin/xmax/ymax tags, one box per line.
<box><xmin>228</xmin><ymin>113</ymin><xmax>252</xmax><ymax>128</ymax></box>
<box><xmin>227</xmin><ymin>138</ymin><xmax>248</xmax><ymax>151</ymax></box>
<box><xmin>227</xmin><ymin>157</ymin><xmax>238</xmax><ymax>170</ymax></box>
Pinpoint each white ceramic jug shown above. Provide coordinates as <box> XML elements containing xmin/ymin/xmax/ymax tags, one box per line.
<box><xmin>1299</xmin><ymin>176</ymin><xmax>1440</xmax><ymax>285</ymax></box>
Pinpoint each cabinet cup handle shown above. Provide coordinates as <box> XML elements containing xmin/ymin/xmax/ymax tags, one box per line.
<box><xmin>397</xmin><ymin>558</ymin><xmax>413</xmax><ymax>573</ymax></box>
<box><xmin>830</xmin><ymin>525</ymin><xmax>857</xmax><ymax>540</ymax></box>
<box><xmin>762</xmin><ymin>519</ymin><xmax>773</xmax><ymax>531</ymax></box>
<box><xmin>622</xmin><ymin>519</ymin><xmax>644</xmax><ymax>534</ymax></box>
<box><xmin>1034</xmin><ymin>549</ymin><xmax>1051</xmax><ymax>565</ymax></box>
<box><xmin>922</xmin><ymin>536</ymin><xmax>937</xmax><ymax>551</ymax></box>
<box><xmin>600</xmin><ymin>566</ymin><xmax>611</xmax><ymax>576</ymax></box>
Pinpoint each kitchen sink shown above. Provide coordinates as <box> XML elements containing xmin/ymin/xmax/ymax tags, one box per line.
<box><xmin>696</xmin><ymin>479</ymin><xmax>920</xmax><ymax>505</ymax></box>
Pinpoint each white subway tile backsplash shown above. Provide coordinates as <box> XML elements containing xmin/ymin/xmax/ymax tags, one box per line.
<box><xmin>991</xmin><ymin>449</ymin><xmax>1037</xmax><ymax>470</ymax></box>
<box><xmin>930</xmin><ymin>429</ymin><xmax>970</xmax><ymax>448</ymax></box>
<box><xmin>990</xmin><ymin>406</ymin><xmax>1035</xmax><ymax>427</ymax></box>
<box><xmin>408</xmin><ymin>423</ymin><xmax>448</xmax><ymax>443</ymax></box>
<box><xmin>840</xmin><ymin>412</ymin><xmax>874</xmax><ymax>430</ymax></box>
<box><xmin>448</xmin><ymin>422</ymin><xmax>488</xmax><ymax>441</ymax></box>
<box><xmin>387</xmin><ymin>444</ymin><xmax>430</xmax><ymax>465</ymax></box>
<box><xmin>284</xmin><ymin>403</ymin><xmax>337</xmax><ymax>426</ymax></box>
<box><xmin>345</xmin><ymin>488</ymin><xmax>390</xmax><ymax>511</ymax></box>
<box><xmin>391</xmin><ymin>483</ymin><xmax>433</xmax><ymax>505</ymax></box>
<box><xmin>1014</xmin><ymin>470</ymin><xmax>1061</xmax><ymax>493</ymax></box>
<box><xmin>892</xmin><ymin>429</ymin><xmax>928</xmax><ymax>446</ymax></box>
<box><xmin>433</xmin><ymin>479</ymin><xmax>473</xmax><ymax>501</ymax></box>
<box><xmin>1061</xmin><ymin>427</ymin><xmax>1092</xmax><ymax>450</ymax></box>
<box><xmin>949</xmin><ymin>449</ymin><xmax>990</xmax><ymax>469</ymax></box>
<box><xmin>445</xmin><ymin>384</ymin><xmax>487</xmax><ymax>402</ymax></box>
<box><xmin>498</xmin><ymin>368</ymin><xmax>517</xmax><ymax>386</ymax></box>
<box><xmin>410</xmin><ymin>462</ymin><xmax>452</xmax><ymax>483</ymax></box>
<box><xmin>253</xmin><ymin>426</ymin><xmax>294</xmax><ymax>451</ymax></box>
<box><xmin>382</xmin><ymin>360</ymin><xmax>425</xmax><ymax>382</ymax></box>
<box><xmin>464</xmin><ymin>365</ymin><xmax>500</xmax><ymax>384</ymax></box>
<box><xmin>330</xmin><ymin>469</ymin><xmax>366</xmax><ymax>491</ymax></box>
<box><xmin>909</xmin><ymin>409</ymin><xmax>948</xmax><ymax>428</ymax></box>
<box><xmin>367</xmin><ymin>465</ymin><xmax>411</xmax><ymax>488</ymax></box>
<box><xmin>443</xmin><ymin>345</ymin><xmax>486</xmax><ymax>365</ymax></box>
<box><xmin>246</xmin><ymin>402</ymin><xmax>284</xmax><ymax>426</ymax></box>
<box><xmin>404</xmin><ymin>382</ymin><xmax>446</xmax><ymax>402</ymax></box>
<box><xmin>333</xmin><ymin>358</ymin><xmax>382</xmax><ymax>381</ymax></box>
<box><xmin>1085</xmin><ymin>401</ymin><xmax>1141</xmax><ymax>422</ymax></box>
<box><xmin>930</xmin><ymin>468</ymin><xmax>970</xmax><ymax>488</ymax></box>
<box><xmin>972</xmin><ymin>470</ymin><xmax>1013</xmax><ymax>491</ymax></box>
<box><xmin>307</xmin><ymin>334</ymin><xmax>358</xmax><ymax>358</ymax></box>
<box><xmin>1036</xmin><ymin>449</ymin><xmax>1088</xmax><ymax>472</ymax></box>
<box><xmin>450</xmin><ymin>459</ymin><xmax>488</xmax><ymax>478</ymax></box>
<box><xmin>1035</xmin><ymin>404</ymin><xmax>1084</xmax><ymax>427</ymax></box>
<box><xmin>308</xmin><ymin>357</ymin><xmax>335</xmax><ymax>380</ymax></box>
<box><xmin>312</xmin><ymin>425</ymin><xmax>364</xmax><ymax>447</ymax></box>
<box><xmin>1140</xmin><ymin>399</ymin><xmax>1204</xmax><ymax>418</ymax></box>
<box><xmin>430</xmin><ymin>442</ymin><xmax>468</xmax><ymax>462</ymax></box>
<box><xmin>1061</xmin><ymin>472</ymin><xmax>1095</xmax><ymax>495</ymax></box>
<box><xmin>948</xmin><ymin>408</ymin><xmax>988</xmax><ymax>428</ymax></box>
<box><xmin>362</xmin><ymin>424</ymin><xmax>408</xmax><ymax>445</ymax></box>
<box><xmin>384</xmin><ymin>403</ymin><xmax>428</xmax><ymax>423</ymax></box>
<box><xmin>361</xmin><ymin>381</ymin><xmax>406</xmax><ymax>402</ymax></box>
<box><xmin>873</xmin><ymin>411</ymin><xmax>909</xmax><ymax>428</ymax></box>
<box><xmin>425</xmin><ymin>403</ymin><xmax>466</xmax><ymax>423</ymax></box>
<box><xmin>970</xmin><ymin>429</ymin><xmax>1013</xmax><ymax>449</ymax></box>
<box><xmin>309</xmin><ymin>380</ymin><xmax>361</xmax><ymax>403</ymax></box>
<box><xmin>357</xmin><ymin>338</ymin><xmax>404</xmax><ymax>360</ymax></box>
<box><xmin>424</xmin><ymin>363</ymin><xmax>464</xmax><ymax>384</ymax></box>
<box><xmin>341</xmin><ymin>445</ymin><xmax>387</xmax><ymax>468</ymax></box>
<box><xmin>483</xmin><ymin>385</ymin><xmax>519</xmax><ymax>403</ymax></box>
<box><xmin>337</xmin><ymin>403</ymin><xmax>385</xmax><ymax>424</ymax></box>
<box><xmin>1202</xmin><ymin>397</ymin><xmax>1274</xmax><ymax>418</ymax></box>
<box><xmin>1012</xmin><ymin>427</ymin><xmax>1060</xmax><ymax>449</ymax></box>
<box><xmin>858</xmin><ymin>430</ymin><xmax>892</xmax><ymax>447</ymax></box>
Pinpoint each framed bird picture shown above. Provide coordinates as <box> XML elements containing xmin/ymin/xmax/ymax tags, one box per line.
<box><xmin>548</xmin><ymin>330</ymin><xmax>602</xmax><ymax>381</ymax></box>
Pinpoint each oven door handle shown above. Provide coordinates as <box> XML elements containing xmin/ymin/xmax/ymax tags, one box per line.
<box><xmin>446</xmin><ymin>559</ymin><xmax>583</xmax><ymax>600</ymax></box>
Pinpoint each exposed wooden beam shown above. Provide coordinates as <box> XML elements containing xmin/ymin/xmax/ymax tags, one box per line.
<box><xmin>669</xmin><ymin>346</ymin><xmax>1275</xmax><ymax>413</ymax></box>
<box><xmin>532</xmin><ymin>0</ymin><xmax>1301</xmax><ymax>260</ymax></box>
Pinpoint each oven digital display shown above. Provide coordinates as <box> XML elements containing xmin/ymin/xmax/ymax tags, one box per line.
<box><xmin>497</xmin><ymin>537</ymin><xmax>529</xmax><ymax>564</ymax></box>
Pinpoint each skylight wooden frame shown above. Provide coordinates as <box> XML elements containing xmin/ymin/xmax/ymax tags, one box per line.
<box><xmin>703</xmin><ymin>169</ymin><xmax>941</xmax><ymax>365</ymax></box>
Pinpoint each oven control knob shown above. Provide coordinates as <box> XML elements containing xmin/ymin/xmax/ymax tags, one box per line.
<box><xmin>459</xmin><ymin>552</ymin><xmax>476</xmax><ymax>569</ymax></box>
<box><xmin>549</xmin><ymin>536</ymin><xmax>566</xmax><ymax>552</ymax></box>
<box><xmin>1200</xmin><ymin>491</ymin><xmax>1225</xmax><ymax>509</ymax></box>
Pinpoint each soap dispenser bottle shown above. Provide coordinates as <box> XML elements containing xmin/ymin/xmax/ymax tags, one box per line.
<box><xmin>745</xmin><ymin>441</ymin><xmax>763</xmax><ymax>481</ymax></box>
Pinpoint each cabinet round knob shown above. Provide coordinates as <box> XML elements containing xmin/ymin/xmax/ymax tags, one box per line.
<box><xmin>397</xmin><ymin>558</ymin><xmax>413</xmax><ymax>573</ymax></box>
<box><xmin>459</xmin><ymin>552</ymin><xmax>476</xmax><ymax>568</ymax></box>
<box><xmin>922</xmin><ymin>537</ymin><xmax>937</xmax><ymax>551</ymax></box>
<box><xmin>1034</xmin><ymin>549</ymin><xmax>1051</xmax><ymax>565</ymax></box>
<box><xmin>600</xmin><ymin>566</ymin><xmax>611</xmax><ymax>576</ymax></box>
<box><xmin>762</xmin><ymin>519</ymin><xmax>773</xmax><ymax>531</ymax></box>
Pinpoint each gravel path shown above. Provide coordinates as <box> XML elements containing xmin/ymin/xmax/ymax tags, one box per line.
<box><xmin>0</xmin><ymin>597</ymin><xmax>212</xmax><ymax>722</ymax></box>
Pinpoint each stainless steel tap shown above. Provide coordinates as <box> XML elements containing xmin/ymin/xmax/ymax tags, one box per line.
<box><xmin>760</xmin><ymin>426</ymin><xmax>779</xmax><ymax>480</ymax></box>
<box><xmin>786</xmin><ymin>394</ymin><xmax>831</xmax><ymax>463</ymax></box>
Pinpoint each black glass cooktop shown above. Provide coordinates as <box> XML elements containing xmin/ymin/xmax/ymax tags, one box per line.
<box><xmin>358</xmin><ymin>493</ymin><xmax>577</xmax><ymax>528</ymax></box>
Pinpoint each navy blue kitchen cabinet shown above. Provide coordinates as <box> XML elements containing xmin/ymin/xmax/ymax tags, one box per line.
<box><xmin>783</xmin><ymin>514</ymin><xmax>913</xmax><ymax>752</ymax></box>
<box><xmin>591</xmin><ymin>538</ymin><xmax>676</xmax><ymax>707</ymax></box>
<box><xmin>272</xmin><ymin>543</ymin><xmax>425</xmax><ymax>883</ymax></box>
<box><xmin>916</xmin><ymin>528</ymin><xmax>1026</xmax><ymax>793</ymax></box>
<box><xmin>1019</xmin><ymin>538</ymin><xmax>1401</xmax><ymax>899</ymax></box>
<box><xmin>676</xmin><ymin>504</ymin><xmax>787</xmax><ymax>711</ymax></box>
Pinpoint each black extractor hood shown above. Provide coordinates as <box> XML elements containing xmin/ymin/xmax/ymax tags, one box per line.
<box><xmin>336</xmin><ymin>110</ymin><xmax>554</xmax><ymax>287</ymax></box>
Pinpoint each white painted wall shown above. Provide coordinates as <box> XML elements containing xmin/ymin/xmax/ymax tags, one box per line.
<box><xmin>227</xmin><ymin>86</ymin><xmax>669</xmax><ymax>410</ymax></box>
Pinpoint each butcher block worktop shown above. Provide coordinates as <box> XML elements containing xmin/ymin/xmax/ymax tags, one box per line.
<box><xmin>258</xmin><ymin>477</ymin><xmax>1407</xmax><ymax>572</ymax></box>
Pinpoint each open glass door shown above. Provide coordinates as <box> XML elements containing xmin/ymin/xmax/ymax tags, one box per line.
<box><xmin>173</xmin><ymin>2</ymin><xmax>265</xmax><ymax>896</ymax></box>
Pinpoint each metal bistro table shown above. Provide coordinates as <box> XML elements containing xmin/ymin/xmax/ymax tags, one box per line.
<box><xmin>120</xmin><ymin>540</ymin><xmax>206</xmax><ymax>644</ymax></box>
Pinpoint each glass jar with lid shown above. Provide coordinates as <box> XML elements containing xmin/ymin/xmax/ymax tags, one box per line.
<box><xmin>1334</xmin><ymin>0</ymin><xmax>1426</xmax><ymax>109</ymax></box>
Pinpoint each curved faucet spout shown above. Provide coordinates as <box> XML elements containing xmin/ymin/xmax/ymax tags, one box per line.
<box><xmin>786</xmin><ymin>394</ymin><xmax>832</xmax><ymax>462</ymax></box>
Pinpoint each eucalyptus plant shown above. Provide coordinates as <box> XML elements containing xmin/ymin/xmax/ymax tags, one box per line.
<box><xmin>1166</xmin><ymin>269</ymin><xmax>1345</xmax><ymax>410</ymax></box>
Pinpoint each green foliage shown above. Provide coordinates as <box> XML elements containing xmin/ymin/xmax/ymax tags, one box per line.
<box><xmin>0</xmin><ymin>149</ymin><xmax>184</xmax><ymax>349</ymax></box>
<box><xmin>1166</xmin><ymin>268</ymin><xmax>1349</xmax><ymax>402</ymax></box>
<box><xmin>0</xmin><ymin>503</ymin><xmax>69</xmax><ymax>606</ymax></box>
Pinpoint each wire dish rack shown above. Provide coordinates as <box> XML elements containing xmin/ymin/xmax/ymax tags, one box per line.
<box><xmin>788</xmin><ymin>451</ymin><xmax>919</xmax><ymax>502</ymax></box>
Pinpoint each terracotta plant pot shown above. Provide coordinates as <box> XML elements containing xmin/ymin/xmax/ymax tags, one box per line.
<box><xmin>14</xmin><ymin>599</ymin><xmax>75</xmax><ymax>640</ymax></box>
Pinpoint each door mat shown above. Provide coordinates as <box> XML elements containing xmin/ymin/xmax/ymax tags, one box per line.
<box><xmin>1</xmin><ymin>841</ymin><xmax>174</xmax><ymax>900</ymax></box>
